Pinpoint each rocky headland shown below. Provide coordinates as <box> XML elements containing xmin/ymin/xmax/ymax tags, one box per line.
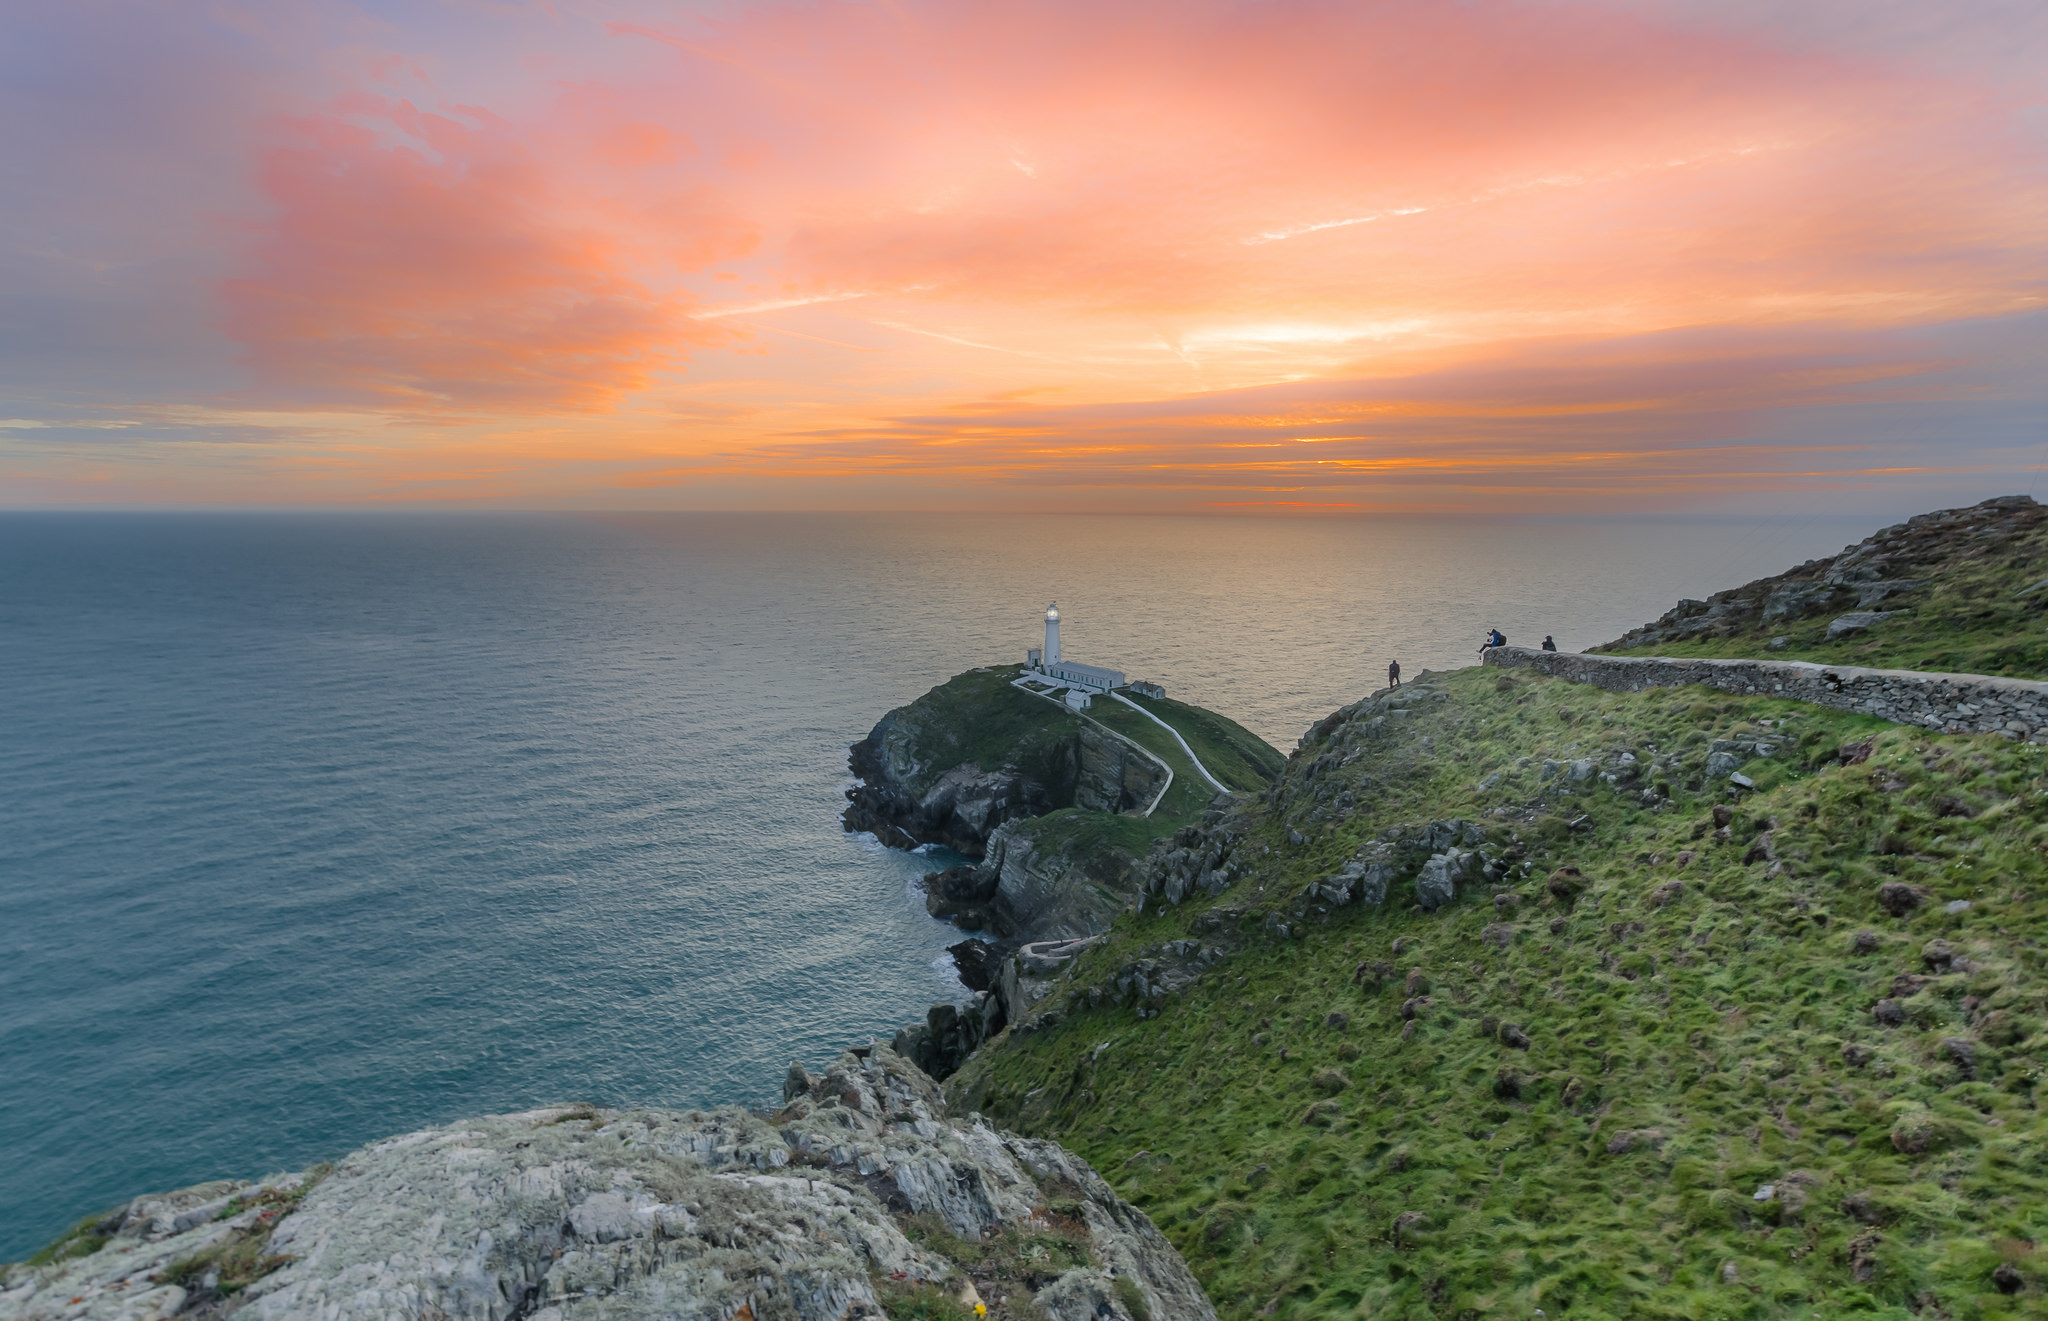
<box><xmin>1599</xmin><ymin>494</ymin><xmax>2046</xmax><ymax>676</ymax></box>
<box><xmin>927</xmin><ymin>498</ymin><xmax>2048</xmax><ymax>1317</ymax></box>
<box><xmin>839</xmin><ymin>667</ymin><xmax>1283</xmax><ymax>1080</ymax></box>
<box><xmin>2</xmin><ymin>1046</ymin><xmax>1212</xmax><ymax>1321</ymax></box>
<box><xmin>20</xmin><ymin>494</ymin><xmax>2048</xmax><ymax>1321</ymax></box>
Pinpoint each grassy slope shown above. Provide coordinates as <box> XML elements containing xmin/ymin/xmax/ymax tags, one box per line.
<box><xmin>900</xmin><ymin>667</ymin><xmax>1285</xmax><ymax>870</ymax></box>
<box><xmin>1123</xmin><ymin>692</ymin><xmax>1289</xmax><ymax>792</ymax></box>
<box><xmin>1595</xmin><ymin>498</ymin><xmax>2048</xmax><ymax>679</ymax></box>
<box><xmin>1086</xmin><ymin>698</ymin><xmax>1224</xmax><ymax>825</ymax></box>
<box><xmin>893</xmin><ymin>667</ymin><xmax>1083</xmax><ymax>792</ymax></box>
<box><xmin>950</xmin><ymin>666</ymin><xmax>2048</xmax><ymax>1320</ymax></box>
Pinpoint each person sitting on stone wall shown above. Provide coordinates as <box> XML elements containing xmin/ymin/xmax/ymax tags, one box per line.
<box><xmin>1542</xmin><ymin>635</ymin><xmax>1558</xmax><ymax>652</ymax></box>
<box><xmin>1479</xmin><ymin>628</ymin><xmax>1506</xmax><ymax>658</ymax></box>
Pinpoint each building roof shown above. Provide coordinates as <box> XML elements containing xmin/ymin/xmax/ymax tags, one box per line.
<box><xmin>1047</xmin><ymin>659</ymin><xmax>1125</xmax><ymax>684</ymax></box>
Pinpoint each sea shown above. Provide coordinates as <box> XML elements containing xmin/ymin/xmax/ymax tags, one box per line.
<box><xmin>0</xmin><ymin>509</ymin><xmax>1869</xmax><ymax>1257</ymax></box>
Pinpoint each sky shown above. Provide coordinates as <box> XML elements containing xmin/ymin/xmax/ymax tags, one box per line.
<box><xmin>1</xmin><ymin>0</ymin><xmax>2044</xmax><ymax>512</ymax></box>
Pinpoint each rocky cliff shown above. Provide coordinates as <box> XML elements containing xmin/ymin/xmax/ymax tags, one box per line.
<box><xmin>940</xmin><ymin>500</ymin><xmax>2048</xmax><ymax>1318</ymax></box>
<box><xmin>842</xmin><ymin>669</ymin><xmax>1168</xmax><ymax>858</ymax></box>
<box><xmin>2</xmin><ymin>1046</ymin><xmax>1214</xmax><ymax>1321</ymax></box>
<box><xmin>1599</xmin><ymin>494</ymin><xmax>2046</xmax><ymax>677</ymax></box>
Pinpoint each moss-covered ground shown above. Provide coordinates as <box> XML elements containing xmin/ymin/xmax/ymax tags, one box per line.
<box><xmin>1119</xmin><ymin>692</ymin><xmax>1288</xmax><ymax>792</ymax></box>
<box><xmin>950</xmin><ymin>665</ymin><xmax>2048</xmax><ymax>1319</ymax></box>
<box><xmin>1599</xmin><ymin>501</ymin><xmax>2048</xmax><ymax>680</ymax></box>
<box><xmin>894</xmin><ymin>668</ymin><xmax>1088</xmax><ymax>790</ymax></box>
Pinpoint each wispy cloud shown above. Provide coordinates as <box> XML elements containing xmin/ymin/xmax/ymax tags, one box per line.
<box><xmin>0</xmin><ymin>0</ymin><xmax>2041</xmax><ymax>506</ymax></box>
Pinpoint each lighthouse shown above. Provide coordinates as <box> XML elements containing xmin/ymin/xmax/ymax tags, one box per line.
<box><xmin>1023</xmin><ymin>600</ymin><xmax>1129</xmax><ymax>693</ymax></box>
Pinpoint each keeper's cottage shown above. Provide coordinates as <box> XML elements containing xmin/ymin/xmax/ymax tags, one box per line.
<box><xmin>1025</xmin><ymin>602</ymin><xmax>1141</xmax><ymax>695</ymax></box>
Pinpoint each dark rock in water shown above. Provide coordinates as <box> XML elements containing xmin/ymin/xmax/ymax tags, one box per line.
<box><xmin>894</xmin><ymin>988</ymin><xmax>1007</xmax><ymax>1081</ymax></box>
<box><xmin>923</xmin><ymin>864</ymin><xmax>1001</xmax><ymax>927</ymax></box>
<box><xmin>949</xmin><ymin>938</ymin><xmax>1004</xmax><ymax>993</ymax></box>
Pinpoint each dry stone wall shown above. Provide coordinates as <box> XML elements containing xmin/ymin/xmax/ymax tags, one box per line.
<box><xmin>1484</xmin><ymin>646</ymin><xmax>2048</xmax><ymax>743</ymax></box>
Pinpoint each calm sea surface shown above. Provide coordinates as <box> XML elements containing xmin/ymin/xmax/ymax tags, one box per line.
<box><xmin>0</xmin><ymin>510</ymin><xmax>1863</xmax><ymax>1256</ymax></box>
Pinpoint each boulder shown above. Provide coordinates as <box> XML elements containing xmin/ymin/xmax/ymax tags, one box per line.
<box><xmin>5</xmin><ymin>1048</ymin><xmax>1219</xmax><ymax>1321</ymax></box>
<box><xmin>1415</xmin><ymin>848</ymin><xmax>1479</xmax><ymax>911</ymax></box>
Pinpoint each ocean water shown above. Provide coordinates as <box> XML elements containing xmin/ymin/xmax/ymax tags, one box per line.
<box><xmin>0</xmin><ymin>510</ymin><xmax>1864</xmax><ymax>1257</ymax></box>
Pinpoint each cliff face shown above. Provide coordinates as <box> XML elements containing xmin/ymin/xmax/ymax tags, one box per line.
<box><xmin>3</xmin><ymin>1046</ymin><xmax>1214</xmax><ymax>1321</ymax></box>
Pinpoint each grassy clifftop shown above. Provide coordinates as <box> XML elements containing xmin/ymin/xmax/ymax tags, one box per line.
<box><xmin>1597</xmin><ymin>495</ymin><xmax>2047</xmax><ymax>678</ymax></box>
<box><xmin>947</xmin><ymin>577</ymin><xmax>2048</xmax><ymax>1317</ymax></box>
<box><xmin>953</xmin><ymin>669</ymin><xmax>2048</xmax><ymax>1318</ymax></box>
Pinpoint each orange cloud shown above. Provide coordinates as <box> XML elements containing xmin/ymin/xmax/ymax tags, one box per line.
<box><xmin>14</xmin><ymin>0</ymin><xmax>2032</xmax><ymax>508</ymax></box>
<box><xmin>220</xmin><ymin>94</ymin><xmax>745</xmax><ymax>413</ymax></box>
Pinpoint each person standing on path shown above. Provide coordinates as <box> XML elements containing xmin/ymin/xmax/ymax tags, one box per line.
<box><xmin>1388</xmin><ymin>659</ymin><xmax>1401</xmax><ymax>689</ymax></box>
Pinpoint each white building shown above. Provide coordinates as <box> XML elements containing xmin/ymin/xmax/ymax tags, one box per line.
<box><xmin>1029</xmin><ymin>602</ymin><xmax>1126</xmax><ymax>692</ymax></box>
<box><xmin>1047</xmin><ymin>659</ymin><xmax>1125</xmax><ymax>692</ymax></box>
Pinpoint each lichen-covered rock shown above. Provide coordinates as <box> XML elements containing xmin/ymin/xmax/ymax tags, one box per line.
<box><xmin>3</xmin><ymin>1047</ymin><xmax>1214</xmax><ymax>1321</ymax></box>
<box><xmin>1415</xmin><ymin>848</ymin><xmax>1479</xmax><ymax>911</ymax></box>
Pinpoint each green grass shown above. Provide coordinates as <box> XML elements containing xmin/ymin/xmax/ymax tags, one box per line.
<box><xmin>1085</xmin><ymin>699</ymin><xmax>1221</xmax><ymax>825</ymax></box>
<box><xmin>1597</xmin><ymin>500</ymin><xmax>2048</xmax><ymax>679</ymax></box>
<box><xmin>23</xmin><ymin>1211</ymin><xmax>114</xmax><ymax>1267</ymax></box>
<box><xmin>950</xmin><ymin>666</ymin><xmax>2048</xmax><ymax>1320</ymax></box>
<box><xmin>890</xmin><ymin>667</ymin><xmax>1083</xmax><ymax>792</ymax></box>
<box><xmin>1120</xmin><ymin>692</ymin><xmax>1287</xmax><ymax>792</ymax></box>
<box><xmin>153</xmin><ymin>1173</ymin><xmax>328</xmax><ymax>1299</ymax></box>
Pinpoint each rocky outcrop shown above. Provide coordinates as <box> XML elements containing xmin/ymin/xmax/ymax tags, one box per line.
<box><xmin>842</xmin><ymin>675</ymin><xmax>1168</xmax><ymax>859</ymax></box>
<box><xmin>1485</xmin><ymin>647</ymin><xmax>2048</xmax><ymax>743</ymax></box>
<box><xmin>4</xmin><ymin>1048</ymin><xmax>1214</xmax><ymax>1321</ymax></box>
<box><xmin>1600</xmin><ymin>494</ymin><xmax>2041</xmax><ymax>652</ymax></box>
<box><xmin>844</xmin><ymin>727</ymin><xmax>1057</xmax><ymax>856</ymax></box>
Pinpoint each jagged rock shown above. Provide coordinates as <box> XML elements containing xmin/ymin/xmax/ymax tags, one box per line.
<box><xmin>4</xmin><ymin>1048</ymin><xmax>1217</xmax><ymax>1321</ymax></box>
<box><xmin>1415</xmin><ymin>847</ymin><xmax>1481</xmax><ymax>910</ymax></box>
<box><xmin>923</xmin><ymin>864</ymin><xmax>1001</xmax><ymax>925</ymax></box>
<box><xmin>948</xmin><ymin>938</ymin><xmax>1003</xmax><ymax>993</ymax></box>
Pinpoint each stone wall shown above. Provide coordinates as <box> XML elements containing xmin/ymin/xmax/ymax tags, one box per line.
<box><xmin>1484</xmin><ymin>646</ymin><xmax>2048</xmax><ymax>743</ymax></box>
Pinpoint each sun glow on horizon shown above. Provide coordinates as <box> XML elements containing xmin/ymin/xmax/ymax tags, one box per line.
<box><xmin>1</xmin><ymin>0</ymin><xmax>2044</xmax><ymax>511</ymax></box>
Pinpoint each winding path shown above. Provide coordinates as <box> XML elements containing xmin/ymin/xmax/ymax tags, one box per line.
<box><xmin>1009</xmin><ymin>677</ymin><xmax>1177</xmax><ymax>817</ymax></box>
<box><xmin>1484</xmin><ymin>645</ymin><xmax>2048</xmax><ymax>742</ymax></box>
<box><xmin>1107</xmin><ymin>691</ymin><xmax>1230</xmax><ymax>793</ymax></box>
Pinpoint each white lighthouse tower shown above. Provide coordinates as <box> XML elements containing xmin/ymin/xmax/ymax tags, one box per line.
<box><xmin>1044</xmin><ymin>602</ymin><xmax>1061</xmax><ymax>666</ymax></box>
